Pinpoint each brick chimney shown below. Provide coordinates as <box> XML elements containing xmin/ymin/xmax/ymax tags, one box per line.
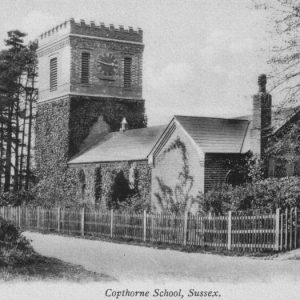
<box><xmin>250</xmin><ymin>74</ymin><xmax>272</xmax><ymax>158</ymax></box>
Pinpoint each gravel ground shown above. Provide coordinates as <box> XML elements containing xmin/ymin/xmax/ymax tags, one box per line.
<box><xmin>0</xmin><ymin>232</ymin><xmax>298</xmax><ymax>300</ymax></box>
<box><xmin>23</xmin><ymin>231</ymin><xmax>300</xmax><ymax>284</ymax></box>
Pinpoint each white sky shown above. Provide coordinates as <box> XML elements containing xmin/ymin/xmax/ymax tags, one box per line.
<box><xmin>0</xmin><ymin>0</ymin><xmax>274</xmax><ymax>125</ymax></box>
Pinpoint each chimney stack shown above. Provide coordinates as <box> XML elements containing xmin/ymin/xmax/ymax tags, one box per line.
<box><xmin>251</xmin><ymin>74</ymin><xmax>272</xmax><ymax>159</ymax></box>
<box><xmin>120</xmin><ymin>117</ymin><xmax>128</xmax><ymax>132</ymax></box>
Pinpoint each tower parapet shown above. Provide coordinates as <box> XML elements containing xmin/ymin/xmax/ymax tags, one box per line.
<box><xmin>39</xmin><ymin>18</ymin><xmax>143</xmax><ymax>47</ymax></box>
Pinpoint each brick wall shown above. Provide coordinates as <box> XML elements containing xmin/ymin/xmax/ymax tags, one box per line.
<box><xmin>204</xmin><ymin>153</ymin><xmax>242</xmax><ymax>192</ymax></box>
<box><xmin>70</xmin><ymin>36</ymin><xmax>143</xmax><ymax>99</ymax></box>
<box><xmin>69</xmin><ymin>19</ymin><xmax>143</xmax><ymax>42</ymax></box>
<box><xmin>251</xmin><ymin>92</ymin><xmax>272</xmax><ymax>158</ymax></box>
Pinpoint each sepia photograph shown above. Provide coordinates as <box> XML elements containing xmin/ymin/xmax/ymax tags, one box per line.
<box><xmin>0</xmin><ymin>0</ymin><xmax>299</xmax><ymax>299</ymax></box>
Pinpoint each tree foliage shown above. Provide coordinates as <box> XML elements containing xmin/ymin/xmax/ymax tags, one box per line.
<box><xmin>252</xmin><ymin>1</ymin><xmax>300</xmax><ymax>168</ymax></box>
<box><xmin>0</xmin><ymin>30</ymin><xmax>37</xmax><ymax>195</ymax></box>
<box><xmin>254</xmin><ymin>0</ymin><xmax>300</xmax><ymax>103</ymax></box>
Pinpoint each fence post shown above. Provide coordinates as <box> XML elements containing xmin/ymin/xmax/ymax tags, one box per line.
<box><xmin>183</xmin><ymin>211</ymin><xmax>188</xmax><ymax>246</ymax></box>
<box><xmin>285</xmin><ymin>208</ymin><xmax>288</xmax><ymax>250</ymax></box>
<box><xmin>143</xmin><ymin>210</ymin><xmax>147</xmax><ymax>242</ymax></box>
<box><xmin>25</xmin><ymin>206</ymin><xmax>28</xmax><ymax>229</ymax></box>
<box><xmin>227</xmin><ymin>211</ymin><xmax>232</xmax><ymax>250</ymax></box>
<box><xmin>81</xmin><ymin>207</ymin><xmax>85</xmax><ymax>237</ymax></box>
<box><xmin>57</xmin><ymin>207</ymin><xmax>61</xmax><ymax>232</ymax></box>
<box><xmin>290</xmin><ymin>207</ymin><xmax>294</xmax><ymax>250</ymax></box>
<box><xmin>18</xmin><ymin>206</ymin><xmax>21</xmax><ymax>228</ymax></box>
<box><xmin>37</xmin><ymin>206</ymin><xmax>40</xmax><ymax>231</ymax></box>
<box><xmin>110</xmin><ymin>209</ymin><xmax>114</xmax><ymax>238</ymax></box>
<box><xmin>295</xmin><ymin>207</ymin><xmax>298</xmax><ymax>249</ymax></box>
<box><xmin>275</xmin><ymin>208</ymin><xmax>280</xmax><ymax>251</ymax></box>
<box><xmin>150</xmin><ymin>214</ymin><xmax>154</xmax><ymax>243</ymax></box>
<box><xmin>280</xmin><ymin>213</ymin><xmax>283</xmax><ymax>251</ymax></box>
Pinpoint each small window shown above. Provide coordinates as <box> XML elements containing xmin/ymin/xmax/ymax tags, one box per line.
<box><xmin>124</xmin><ymin>57</ymin><xmax>132</xmax><ymax>88</ymax></box>
<box><xmin>81</xmin><ymin>52</ymin><xmax>90</xmax><ymax>84</ymax></box>
<box><xmin>50</xmin><ymin>57</ymin><xmax>57</xmax><ymax>91</ymax></box>
<box><xmin>129</xmin><ymin>163</ymin><xmax>137</xmax><ymax>190</ymax></box>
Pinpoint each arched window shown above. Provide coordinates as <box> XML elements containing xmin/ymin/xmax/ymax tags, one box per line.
<box><xmin>225</xmin><ymin>169</ymin><xmax>244</xmax><ymax>186</ymax></box>
<box><xmin>94</xmin><ymin>167</ymin><xmax>101</xmax><ymax>205</ymax></box>
<box><xmin>128</xmin><ymin>162</ymin><xmax>137</xmax><ymax>190</ymax></box>
<box><xmin>109</xmin><ymin>170</ymin><xmax>130</xmax><ymax>209</ymax></box>
<box><xmin>78</xmin><ymin>169</ymin><xmax>86</xmax><ymax>200</ymax></box>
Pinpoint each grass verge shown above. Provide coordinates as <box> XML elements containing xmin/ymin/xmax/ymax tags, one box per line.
<box><xmin>0</xmin><ymin>253</ymin><xmax>114</xmax><ymax>282</ymax></box>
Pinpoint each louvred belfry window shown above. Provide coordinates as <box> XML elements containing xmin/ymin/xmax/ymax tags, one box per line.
<box><xmin>124</xmin><ymin>57</ymin><xmax>132</xmax><ymax>88</ymax></box>
<box><xmin>81</xmin><ymin>52</ymin><xmax>90</xmax><ymax>84</ymax></box>
<box><xmin>50</xmin><ymin>57</ymin><xmax>57</xmax><ymax>91</ymax></box>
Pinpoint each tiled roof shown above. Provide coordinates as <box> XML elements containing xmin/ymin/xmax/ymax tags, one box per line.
<box><xmin>175</xmin><ymin>115</ymin><xmax>250</xmax><ymax>153</ymax></box>
<box><xmin>272</xmin><ymin>106</ymin><xmax>300</xmax><ymax>132</ymax></box>
<box><xmin>68</xmin><ymin>125</ymin><xmax>166</xmax><ymax>164</ymax></box>
<box><xmin>236</xmin><ymin>106</ymin><xmax>300</xmax><ymax>133</ymax></box>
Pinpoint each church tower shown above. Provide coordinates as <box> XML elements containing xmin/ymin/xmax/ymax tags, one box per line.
<box><xmin>35</xmin><ymin>19</ymin><xmax>146</xmax><ymax>201</ymax></box>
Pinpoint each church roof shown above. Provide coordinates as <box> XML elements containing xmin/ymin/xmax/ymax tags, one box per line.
<box><xmin>175</xmin><ymin>115</ymin><xmax>250</xmax><ymax>153</ymax></box>
<box><xmin>68</xmin><ymin>125</ymin><xmax>166</xmax><ymax>164</ymax></box>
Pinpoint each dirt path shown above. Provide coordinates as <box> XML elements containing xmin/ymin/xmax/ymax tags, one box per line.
<box><xmin>24</xmin><ymin>231</ymin><xmax>300</xmax><ymax>284</ymax></box>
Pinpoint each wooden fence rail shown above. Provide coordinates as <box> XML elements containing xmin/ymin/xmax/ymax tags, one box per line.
<box><xmin>0</xmin><ymin>206</ymin><xmax>299</xmax><ymax>252</ymax></box>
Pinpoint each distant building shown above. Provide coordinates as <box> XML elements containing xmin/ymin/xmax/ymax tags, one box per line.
<box><xmin>35</xmin><ymin>19</ymin><xmax>299</xmax><ymax>212</ymax></box>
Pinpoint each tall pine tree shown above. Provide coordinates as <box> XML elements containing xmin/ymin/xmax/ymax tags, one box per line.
<box><xmin>0</xmin><ymin>30</ymin><xmax>37</xmax><ymax>194</ymax></box>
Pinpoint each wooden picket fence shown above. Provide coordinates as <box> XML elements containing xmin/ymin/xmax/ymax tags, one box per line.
<box><xmin>0</xmin><ymin>206</ymin><xmax>299</xmax><ymax>252</ymax></box>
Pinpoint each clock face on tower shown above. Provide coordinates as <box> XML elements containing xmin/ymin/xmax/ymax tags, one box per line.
<box><xmin>96</xmin><ymin>53</ymin><xmax>118</xmax><ymax>79</ymax></box>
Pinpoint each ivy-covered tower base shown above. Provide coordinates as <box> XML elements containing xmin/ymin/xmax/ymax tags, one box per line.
<box><xmin>35</xmin><ymin>19</ymin><xmax>146</xmax><ymax>206</ymax></box>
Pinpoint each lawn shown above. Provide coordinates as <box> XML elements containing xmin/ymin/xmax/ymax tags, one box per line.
<box><xmin>0</xmin><ymin>254</ymin><xmax>114</xmax><ymax>282</ymax></box>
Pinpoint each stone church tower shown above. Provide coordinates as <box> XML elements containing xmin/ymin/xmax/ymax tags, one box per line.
<box><xmin>35</xmin><ymin>19</ymin><xmax>146</xmax><ymax>204</ymax></box>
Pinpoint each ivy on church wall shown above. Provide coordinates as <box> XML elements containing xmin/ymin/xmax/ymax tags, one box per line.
<box><xmin>76</xmin><ymin>160</ymin><xmax>151</xmax><ymax>212</ymax></box>
<box><xmin>35</xmin><ymin>95</ymin><xmax>147</xmax><ymax>206</ymax></box>
<box><xmin>35</xmin><ymin>97</ymin><xmax>70</xmax><ymax>178</ymax></box>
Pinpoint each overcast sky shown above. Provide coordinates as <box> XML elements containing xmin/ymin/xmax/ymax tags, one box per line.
<box><xmin>0</xmin><ymin>0</ymin><xmax>273</xmax><ymax>125</ymax></box>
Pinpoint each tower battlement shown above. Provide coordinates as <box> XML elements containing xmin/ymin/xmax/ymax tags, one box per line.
<box><xmin>39</xmin><ymin>18</ymin><xmax>143</xmax><ymax>47</ymax></box>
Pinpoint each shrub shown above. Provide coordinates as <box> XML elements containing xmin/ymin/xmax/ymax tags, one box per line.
<box><xmin>0</xmin><ymin>218</ymin><xmax>34</xmax><ymax>267</ymax></box>
<box><xmin>203</xmin><ymin>176</ymin><xmax>300</xmax><ymax>214</ymax></box>
<box><xmin>0</xmin><ymin>190</ymin><xmax>35</xmax><ymax>207</ymax></box>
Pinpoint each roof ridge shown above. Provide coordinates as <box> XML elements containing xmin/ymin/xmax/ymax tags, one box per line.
<box><xmin>175</xmin><ymin>115</ymin><xmax>249</xmax><ymax>121</ymax></box>
<box><xmin>107</xmin><ymin>124</ymin><xmax>167</xmax><ymax>135</ymax></box>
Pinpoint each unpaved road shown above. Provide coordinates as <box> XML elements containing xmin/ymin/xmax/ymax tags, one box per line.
<box><xmin>24</xmin><ymin>231</ymin><xmax>300</xmax><ymax>284</ymax></box>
